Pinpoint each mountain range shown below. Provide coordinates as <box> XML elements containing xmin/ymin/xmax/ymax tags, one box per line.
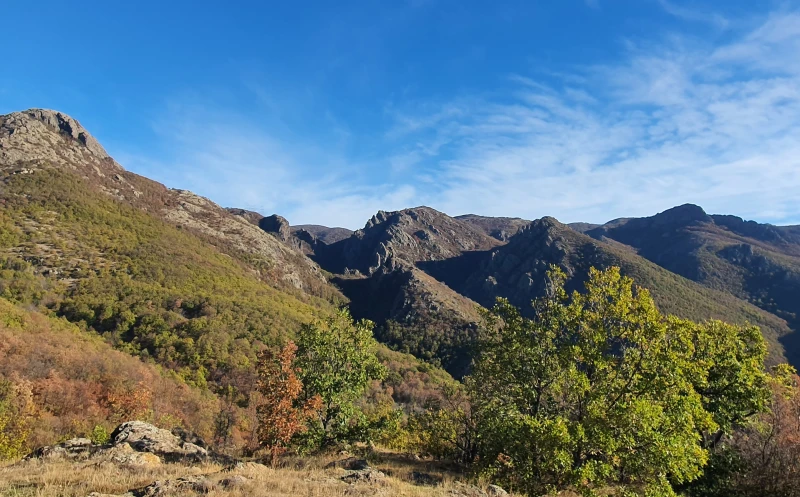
<box><xmin>2</xmin><ymin>108</ymin><xmax>799</xmax><ymax>386</ymax></box>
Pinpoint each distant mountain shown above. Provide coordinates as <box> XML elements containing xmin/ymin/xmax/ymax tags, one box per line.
<box><xmin>455</xmin><ymin>214</ymin><xmax>530</xmax><ymax>241</ymax></box>
<box><xmin>584</xmin><ymin>204</ymin><xmax>800</xmax><ymax>360</ymax></box>
<box><xmin>307</xmin><ymin>207</ymin><xmax>500</xmax><ymax>376</ymax></box>
<box><xmin>437</xmin><ymin>216</ymin><xmax>792</xmax><ymax>365</ymax></box>
<box><xmin>291</xmin><ymin>224</ymin><xmax>353</xmax><ymax>244</ymax></box>
<box><xmin>3</xmin><ymin>107</ymin><xmax>799</xmax><ymax>381</ymax></box>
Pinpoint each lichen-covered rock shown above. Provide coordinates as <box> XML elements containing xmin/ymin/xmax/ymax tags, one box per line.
<box><xmin>26</xmin><ymin>421</ymin><xmax>208</xmax><ymax>466</ymax></box>
<box><xmin>25</xmin><ymin>437</ymin><xmax>93</xmax><ymax>461</ymax></box>
<box><xmin>98</xmin><ymin>443</ymin><xmax>162</xmax><ymax>468</ymax></box>
<box><xmin>229</xmin><ymin>461</ymin><xmax>269</xmax><ymax>472</ymax></box>
<box><xmin>110</xmin><ymin>421</ymin><xmax>207</xmax><ymax>462</ymax></box>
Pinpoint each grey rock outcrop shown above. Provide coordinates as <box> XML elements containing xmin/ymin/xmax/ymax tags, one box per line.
<box><xmin>110</xmin><ymin>421</ymin><xmax>208</xmax><ymax>463</ymax></box>
<box><xmin>260</xmin><ymin>214</ymin><xmax>293</xmax><ymax>243</ymax></box>
<box><xmin>26</xmin><ymin>421</ymin><xmax>209</xmax><ymax>466</ymax></box>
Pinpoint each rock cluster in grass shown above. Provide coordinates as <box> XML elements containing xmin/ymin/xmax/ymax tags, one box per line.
<box><xmin>25</xmin><ymin>421</ymin><xmax>213</xmax><ymax>467</ymax></box>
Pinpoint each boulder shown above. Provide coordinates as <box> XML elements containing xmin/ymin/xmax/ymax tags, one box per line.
<box><xmin>110</xmin><ymin>421</ymin><xmax>208</xmax><ymax>462</ymax></box>
<box><xmin>27</xmin><ymin>421</ymin><xmax>209</xmax><ymax>466</ymax></box>
<box><xmin>229</xmin><ymin>461</ymin><xmax>269</xmax><ymax>472</ymax></box>
<box><xmin>171</xmin><ymin>426</ymin><xmax>208</xmax><ymax>449</ymax></box>
<box><xmin>25</xmin><ymin>437</ymin><xmax>94</xmax><ymax>461</ymax></box>
<box><xmin>98</xmin><ymin>443</ymin><xmax>162</xmax><ymax>468</ymax></box>
<box><xmin>219</xmin><ymin>475</ymin><xmax>251</xmax><ymax>489</ymax></box>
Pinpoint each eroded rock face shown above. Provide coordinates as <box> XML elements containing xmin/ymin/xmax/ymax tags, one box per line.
<box><xmin>259</xmin><ymin>214</ymin><xmax>293</xmax><ymax>242</ymax></box>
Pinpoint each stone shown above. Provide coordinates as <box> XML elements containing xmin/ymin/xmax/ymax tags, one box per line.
<box><xmin>99</xmin><ymin>443</ymin><xmax>162</xmax><ymax>468</ymax></box>
<box><xmin>340</xmin><ymin>468</ymin><xmax>387</xmax><ymax>485</ymax></box>
<box><xmin>448</xmin><ymin>482</ymin><xmax>488</xmax><ymax>497</ymax></box>
<box><xmin>25</xmin><ymin>438</ymin><xmax>93</xmax><ymax>461</ymax></box>
<box><xmin>230</xmin><ymin>461</ymin><xmax>269</xmax><ymax>472</ymax></box>
<box><xmin>219</xmin><ymin>475</ymin><xmax>251</xmax><ymax>489</ymax></box>
<box><xmin>171</xmin><ymin>426</ymin><xmax>208</xmax><ymax>449</ymax></box>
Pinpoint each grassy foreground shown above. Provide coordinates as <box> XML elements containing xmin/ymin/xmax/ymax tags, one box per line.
<box><xmin>0</xmin><ymin>450</ymin><xmax>519</xmax><ymax>497</ymax></box>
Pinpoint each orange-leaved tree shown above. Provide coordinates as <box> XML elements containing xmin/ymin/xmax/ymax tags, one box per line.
<box><xmin>256</xmin><ymin>341</ymin><xmax>321</xmax><ymax>466</ymax></box>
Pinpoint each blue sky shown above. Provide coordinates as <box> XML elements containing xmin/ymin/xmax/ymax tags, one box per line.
<box><xmin>3</xmin><ymin>0</ymin><xmax>800</xmax><ymax>228</ymax></box>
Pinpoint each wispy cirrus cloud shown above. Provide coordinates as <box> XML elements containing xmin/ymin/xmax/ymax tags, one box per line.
<box><xmin>118</xmin><ymin>8</ymin><xmax>800</xmax><ymax>229</ymax></box>
<box><xmin>117</xmin><ymin>101</ymin><xmax>418</xmax><ymax>229</ymax></box>
<box><xmin>656</xmin><ymin>0</ymin><xmax>729</xmax><ymax>28</ymax></box>
<box><xmin>386</xmin><ymin>9</ymin><xmax>800</xmax><ymax>225</ymax></box>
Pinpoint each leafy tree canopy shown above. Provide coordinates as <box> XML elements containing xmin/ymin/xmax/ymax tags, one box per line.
<box><xmin>294</xmin><ymin>309</ymin><xmax>387</xmax><ymax>447</ymax></box>
<box><xmin>470</xmin><ymin>266</ymin><xmax>769</xmax><ymax>496</ymax></box>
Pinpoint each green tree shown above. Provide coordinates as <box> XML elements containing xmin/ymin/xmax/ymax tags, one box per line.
<box><xmin>470</xmin><ymin>266</ymin><xmax>769</xmax><ymax>497</ymax></box>
<box><xmin>294</xmin><ymin>309</ymin><xmax>387</xmax><ymax>447</ymax></box>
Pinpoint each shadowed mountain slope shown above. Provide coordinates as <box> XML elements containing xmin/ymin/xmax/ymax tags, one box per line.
<box><xmin>455</xmin><ymin>214</ymin><xmax>531</xmax><ymax>241</ymax></box>
<box><xmin>583</xmin><ymin>204</ymin><xmax>800</xmax><ymax>363</ymax></box>
<box><xmin>425</xmin><ymin>217</ymin><xmax>793</xmax><ymax>365</ymax></box>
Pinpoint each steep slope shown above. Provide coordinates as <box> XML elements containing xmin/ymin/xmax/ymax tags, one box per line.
<box><xmin>0</xmin><ymin>110</ymin><xmax>335</xmax><ymax>297</ymax></box>
<box><xmin>584</xmin><ymin>204</ymin><xmax>800</xmax><ymax>359</ymax></box>
<box><xmin>0</xmin><ymin>298</ymin><xmax>217</xmax><ymax>448</ymax></box>
<box><xmin>319</xmin><ymin>207</ymin><xmax>501</xmax><ymax>274</ymax></box>
<box><xmin>455</xmin><ymin>214</ymin><xmax>530</xmax><ymax>241</ymax></box>
<box><xmin>312</xmin><ymin>207</ymin><xmax>500</xmax><ymax>376</ymax></box>
<box><xmin>0</xmin><ymin>109</ymin><xmax>346</xmax><ymax>388</ymax></box>
<box><xmin>430</xmin><ymin>217</ymin><xmax>792</xmax><ymax>365</ymax></box>
<box><xmin>0</xmin><ymin>108</ymin><xmax>456</xmax><ymax>452</ymax></box>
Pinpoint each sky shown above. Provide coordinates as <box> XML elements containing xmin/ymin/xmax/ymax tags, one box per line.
<box><xmin>3</xmin><ymin>0</ymin><xmax>800</xmax><ymax>229</ymax></box>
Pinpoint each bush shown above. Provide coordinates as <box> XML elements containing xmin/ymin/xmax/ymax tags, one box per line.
<box><xmin>0</xmin><ymin>379</ymin><xmax>37</xmax><ymax>460</ymax></box>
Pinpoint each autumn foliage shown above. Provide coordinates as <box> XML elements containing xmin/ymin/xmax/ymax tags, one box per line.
<box><xmin>255</xmin><ymin>341</ymin><xmax>321</xmax><ymax>466</ymax></box>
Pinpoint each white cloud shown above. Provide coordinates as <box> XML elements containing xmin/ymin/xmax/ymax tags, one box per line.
<box><xmin>116</xmin><ymin>8</ymin><xmax>800</xmax><ymax>228</ymax></box>
<box><xmin>656</xmin><ymin>0</ymin><xmax>729</xmax><ymax>28</ymax></box>
<box><xmin>118</xmin><ymin>101</ymin><xmax>416</xmax><ymax>229</ymax></box>
<box><xmin>390</xmin><ymin>10</ymin><xmax>800</xmax><ymax>225</ymax></box>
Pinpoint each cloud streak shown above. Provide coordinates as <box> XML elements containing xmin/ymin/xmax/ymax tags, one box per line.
<box><xmin>118</xmin><ymin>8</ymin><xmax>800</xmax><ymax>229</ymax></box>
<box><xmin>390</xmin><ymin>9</ymin><xmax>800</xmax><ymax>225</ymax></box>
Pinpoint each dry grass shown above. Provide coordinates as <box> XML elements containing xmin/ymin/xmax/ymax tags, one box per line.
<box><xmin>0</xmin><ymin>451</ymin><xmax>515</xmax><ymax>497</ymax></box>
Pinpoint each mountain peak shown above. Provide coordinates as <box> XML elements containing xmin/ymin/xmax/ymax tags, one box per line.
<box><xmin>652</xmin><ymin>203</ymin><xmax>711</xmax><ymax>225</ymax></box>
<box><xmin>16</xmin><ymin>109</ymin><xmax>110</xmax><ymax>159</ymax></box>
